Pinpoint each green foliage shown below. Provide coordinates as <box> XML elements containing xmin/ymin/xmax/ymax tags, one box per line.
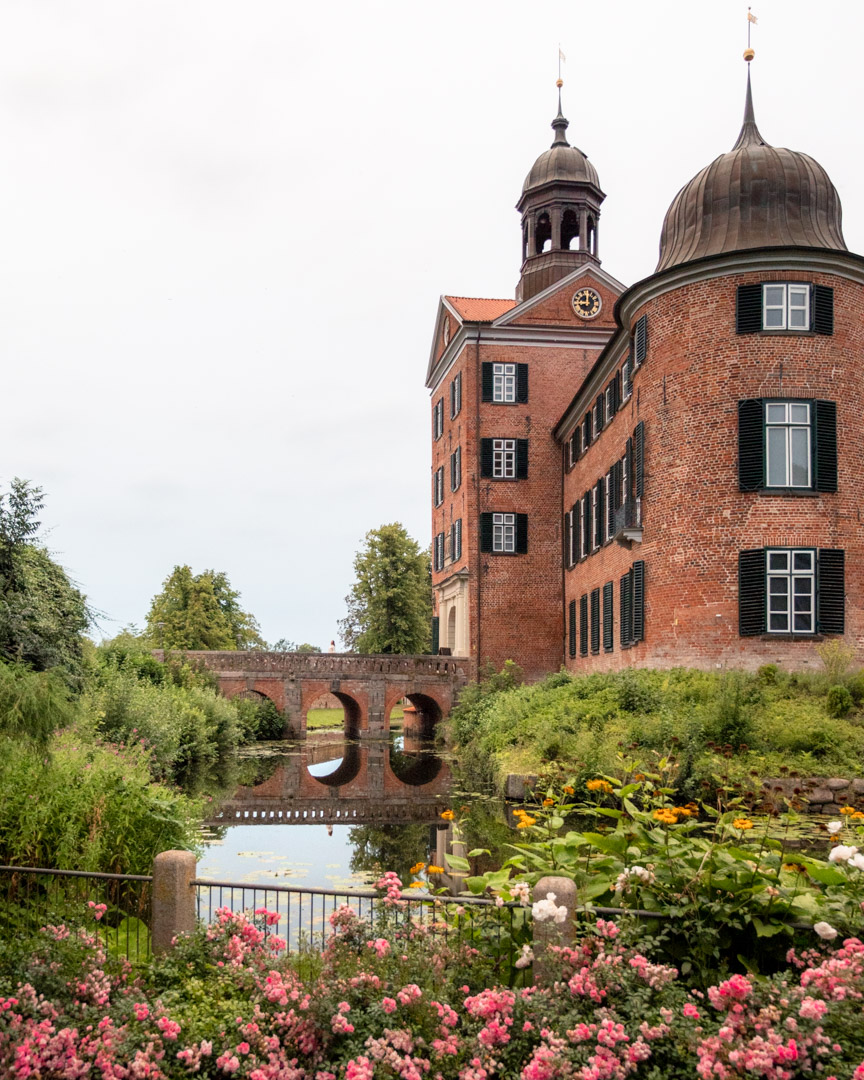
<box><xmin>144</xmin><ymin>565</ymin><xmax>264</xmax><ymax>651</ymax></box>
<box><xmin>0</xmin><ymin>660</ymin><xmax>78</xmax><ymax>744</ymax></box>
<box><xmin>816</xmin><ymin>639</ymin><xmax>856</xmax><ymax>683</ymax></box>
<box><xmin>87</xmin><ymin>641</ymin><xmax>244</xmax><ymax>782</ymax></box>
<box><xmin>827</xmin><ymin>683</ymin><xmax>853</xmax><ymax>718</ymax></box>
<box><xmin>339</xmin><ymin>523</ymin><xmax>432</xmax><ymax>654</ymax></box>
<box><xmin>449</xmin><ymin>666</ymin><xmax>864</xmax><ymax>794</ymax></box>
<box><xmin>0</xmin><ymin>480</ymin><xmax>90</xmax><ymax>685</ymax></box>
<box><xmin>0</xmin><ymin>722</ymin><xmax>201</xmax><ymax>873</ymax></box>
<box><xmin>268</xmin><ymin>639</ymin><xmax>319</xmax><ymax>653</ymax></box>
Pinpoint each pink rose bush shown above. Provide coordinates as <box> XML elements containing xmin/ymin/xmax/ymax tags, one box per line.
<box><xmin>1</xmin><ymin>905</ymin><xmax>864</xmax><ymax>1078</ymax></box>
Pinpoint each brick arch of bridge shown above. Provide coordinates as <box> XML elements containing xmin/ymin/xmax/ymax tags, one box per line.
<box><xmin>299</xmin><ymin>682</ymin><xmax>367</xmax><ymax>738</ymax></box>
<box><xmin>218</xmin><ymin>678</ymin><xmax>285</xmax><ymax>711</ymax></box>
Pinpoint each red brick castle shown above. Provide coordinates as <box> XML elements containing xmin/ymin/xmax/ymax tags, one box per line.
<box><xmin>427</xmin><ymin>67</ymin><xmax>860</xmax><ymax>681</ymax></box>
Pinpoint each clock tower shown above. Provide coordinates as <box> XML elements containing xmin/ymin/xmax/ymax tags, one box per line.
<box><xmin>516</xmin><ymin>88</ymin><xmax>606</xmax><ymax>303</ymax></box>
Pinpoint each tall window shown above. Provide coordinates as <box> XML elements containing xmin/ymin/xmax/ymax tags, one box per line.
<box><xmin>492</xmin><ymin>513</ymin><xmax>515</xmax><ymax>553</ymax></box>
<box><xmin>450</xmin><ymin>447</ymin><xmax>462</xmax><ymax>491</ymax></box>
<box><xmin>433</xmin><ymin>467</ymin><xmax>444</xmax><ymax>507</ymax></box>
<box><xmin>433</xmin><ymin>532</ymin><xmax>445</xmax><ymax>572</ymax></box>
<box><xmin>493</xmin><ymin>439</ymin><xmax>516</xmax><ymax>478</ymax></box>
<box><xmin>432</xmin><ymin>398</ymin><xmax>444</xmax><ymax>440</ymax></box>
<box><xmin>765</xmin><ymin>402</ymin><xmax>811</xmax><ymax>488</ymax></box>
<box><xmin>767</xmin><ymin>549</ymin><xmax>815</xmax><ymax>634</ymax></box>
<box><xmin>450</xmin><ymin>518</ymin><xmax>462</xmax><ymax>562</ymax></box>
<box><xmin>450</xmin><ymin>373</ymin><xmax>462</xmax><ymax>418</ymax></box>
<box><xmin>493</xmin><ymin>363</ymin><xmax>516</xmax><ymax>403</ymax></box>
<box><xmin>763</xmin><ymin>284</ymin><xmax>809</xmax><ymax>330</ymax></box>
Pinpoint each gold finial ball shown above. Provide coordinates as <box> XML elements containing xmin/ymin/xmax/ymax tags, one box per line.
<box><xmin>556</xmin><ymin>78</ymin><xmax>563</xmax><ymax>88</ymax></box>
<box><xmin>743</xmin><ymin>47</ymin><xmax>755</xmax><ymax>62</ymax></box>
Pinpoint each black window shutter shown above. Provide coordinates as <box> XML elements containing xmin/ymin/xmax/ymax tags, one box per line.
<box><xmin>634</xmin><ymin>421</ymin><xmax>645</xmax><ymax>498</ymax></box>
<box><xmin>632</xmin><ymin>560</ymin><xmax>645</xmax><ymax>643</ymax></box>
<box><xmin>634</xmin><ymin>315</ymin><xmax>648</xmax><ymax>365</ymax></box>
<box><xmin>568</xmin><ymin>599</ymin><xmax>577</xmax><ymax>658</ymax></box>
<box><xmin>573</xmin><ymin>502</ymin><xmax>581</xmax><ymax>563</ymax></box>
<box><xmin>585</xmin><ymin>410</ymin><xmax>593</xmax><ymax>444</ymax></box>
<box><xmin>603</xmin><ymin>581</ymin><xmax>614</xmax><ymax>653</ymax></box>
<box><xmin>613</xmin><ymin>371</ymin><xmax>622</xmax><ymax>413</ymax></box>
<box><xmin>623</xmin><ymin>352</ymin><xmax>633</xmax><ymax>398</ymax></box>
<box><xmin>596</xmin><ymin>393</ymin><xmax>605</xmax><ymax>430</ymax></box>
<box><xmin>620</xmin><ymin>572</ymin><xmax>632</xmax><ymax>648</ymax></box>
<box><xmin>431</xmin><ymin>616</ymin><xmax>439</xmax><ymax>654</ymax></box>
<box><xmin>563</xmin><ymin>513</ymin><xmax>571</xmax><ymax>569</ymax></box>
<box><xmin>736</xmin><ymin>284</ymin><xmax>763</xmax><ymax>333</ymax></box>
<box><xmin>596</xmin><ymin>477</ymin><xmax>605</xmax><ymax>547</ymax></box>
<box><xmin>516</xmin><ymin>364</ymin><xmax>529</xmax><ymax>403</ymax></box>
<box><xmin>606</xmin><ymin>475</ymin><xmax>615</xmax><ymax>538</ymax></box>
<box><xmin>480</xmin><ymin>439</ymin><xmax>494</xmax><ymax>478</ymax></box>
<box><xmin>625</xmin><ymin>437</ymin><xmax>634</xmax><ymax>500</ymax></box>
<box><xmin>812</xmin><ymin>285</ymin><xmax>834</xmax><ymax>335</ymax></box>
<box><xmin>611</xmin><ymin>460</ymin><xmax>623</xmax><ymax>511</ymax></box>
<box><xmin>582</xmin><ymin>495</ymin><xmax>590</xmax><ymax>556</ymax></box>
<box><xmin>515</xmin><ymin>514</ymin><xmax>528</xmax><ymax>554</ymax></box>
<box><xmin>738</xmin><ymin>400</ymin><xmax>765</xmax><ymax>491</ymax></box>
<box><xmin>738</xmin><ymin>549</ymin><xmax>767</xmax><ymax>636</ymax></box>
<box><xmin>579</xmin><ymin>594</ymin><xmax>589</xmax><ymax>656</ymax></box>
<box><xmin>481</xmin><ymin>363</ymin><xmax>493</xmax><ymax>402</ymax></box>
<box><xmin>590</xmin><ymin>588</ymin><xmax>601</xmax><ymax>653</ymax></box>
<box><xmin>817</xmin><ymin>549</ymin><xmax>845</xmax><ymax>634</ymax></box>
<box><xmin>479</xmin><ymin>513</ymin><xmax>493</xmax><ymax>553</ymax></box>
<box><xmin>814</xmin><ymin>400</ymin><xmax>838</xmax><ymax>493</ymax></box>
<box><xmin>450</xmin><ymin>380</ymin><xmax>456</xmax><ymax>418</ymax></box>
<box><xmin>450</xmin><ymin>453</ymin><xmax>456</xmax><ymax>490</ymax></box>
<box><xmin>516</xmin><ymin>439</ymin><xmax>529</xmax><ymax>479</ymax></box>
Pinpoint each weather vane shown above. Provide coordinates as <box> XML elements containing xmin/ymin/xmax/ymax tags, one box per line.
<box><xmin>744</xmin><ymin>8</ymin><xmax>757</xmax><ymax>63</ymax></box>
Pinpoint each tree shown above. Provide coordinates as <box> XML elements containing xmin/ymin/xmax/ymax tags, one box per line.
<box><xmin>0</xmin><ymin>479</ymin><xmax>90</xmax><ymax>683</ymax></box>
<box><xmin>145</xmin><ymin>566</ymin><xmax>264</xmax><ymax>651</ymax></box>
<box><xmin>267</xmin><ymin>639</ymin><xmax>319</xmax><ymax>653</ymax></box>
<box><xmin>338</xmin><ymin>523</ymin><xmax>431</xmax><ymax>654</ymax></box>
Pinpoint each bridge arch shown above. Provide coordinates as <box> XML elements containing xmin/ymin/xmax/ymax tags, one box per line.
<box><xmin>403</xmin><ymin>692</ymin><xmax>443</xmax><ymax>739</ymax></box>
<box><xmin>304</xmin><ymin>740</ymin><xmax>363</xmax><ymax>788</ymax></box>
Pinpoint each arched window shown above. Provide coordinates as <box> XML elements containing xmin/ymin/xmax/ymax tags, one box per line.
<box><xmin>447</xmin><ymin>607</ymin><xmax>456</xmax><ymax>651</ymax></box>
<box><xmin>536</xmin><ymin>212</ymin><xmax>552</xmax><ymax>254</ymax></box>
<box><xmin>587</xmin><ymin>216</ymin><xmax>596</xmax><ymax>256</ymax></box>
<box><xmin>561</xmin><ymin>209</ymin><xmax>579</xmax><ymax>250</ymax></box>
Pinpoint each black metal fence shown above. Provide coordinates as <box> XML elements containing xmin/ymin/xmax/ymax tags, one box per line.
<box><xmin>193</xmin><ymin>877</ymin><xmax>524</xmax><ymax>965</ymax></box>
<box><xmin>0</xmin><ymin>865</ymin><xmax>153</xmax><ymax>962</ymax></box>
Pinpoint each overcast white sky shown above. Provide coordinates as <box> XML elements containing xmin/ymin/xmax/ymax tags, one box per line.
<box><xmin>2</xmin><ymin>0</ymin><xmax>862</xmax><ymax>648</ymax></box>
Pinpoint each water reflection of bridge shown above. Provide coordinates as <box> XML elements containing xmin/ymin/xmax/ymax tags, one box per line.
<box><xmin>205</xmin><ymin>733</ymin><xmax>451</xmax><ymax>828</ymax></box>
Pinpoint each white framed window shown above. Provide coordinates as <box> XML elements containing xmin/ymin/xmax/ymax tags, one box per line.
<box><xmin>621</xmin><ymin>453</ymin><xmax>629</xmax><ymax>509</ymax></box>
<box><xmin>433</xmin><ymin>466</ymin><xmax>444</xmax><ymax>507</ymax></box>
<box><xmin>492</xmin><ymin>438</ymin><xmax>516</xmax><ymax>479</ymax></box>
<box><xmin>450</xmin><ymin>373</ymin><xmax>462</xmax><ymax>419</ymax></box>
<box><xmin>433</xmin><ymin>398</ymin><xmax>444</xmax><ymax>439</ymax></box>
<box><xmin>492</xmin><ymin>363</ymin><xmax>516</xmax><ymax>403</ymax></box>
<box><xmin>765</xmin><ymin>402</ymin><xmax>811</xmax><ymax>488</ymax></box>
<box><xmin>763</xmin><ymin>284</ymin><xmax>810</xmax><ymax>330</ymax></box>
<box><xmin>767</xmin><ymin>548</ymin><xmax>815</xmax><ymax>634</ymax></box>
<box><xmin>605</xmin><ymin>385</ymin><xmax>614</xmax><ymax>420</ymax></box>
<box><xmin>451</xmin><ymin>447</ymin><xmax>462</xmax><ymax>491</ymax></box>
<box><xmin>492</xmin><ymin>512</ymin><xmax>515</xmax><ymax>553</ymax></box>
<box><xmin>451</xmin><ymin>518</ymin><xmax>462</xmax><ymax>562</ymax></box>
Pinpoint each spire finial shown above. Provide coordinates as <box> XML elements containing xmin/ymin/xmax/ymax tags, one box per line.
<box><xmin>552</xmin><ymin>46</ymin><xmax>569</xmax><ymax>147</ymax></box>
<box><xmin>732</xmin><ymin>65</ymin><xmax>769</xmax><ymax>150</ymax></box>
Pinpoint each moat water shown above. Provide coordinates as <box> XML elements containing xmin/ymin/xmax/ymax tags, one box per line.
<box><xmin>198</xmin><ymin>728</ymin><xmax>511</xmax><ymax>892</ymax></box>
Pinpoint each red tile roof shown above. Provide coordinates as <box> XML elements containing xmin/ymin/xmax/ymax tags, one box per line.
<box><xmin>445</xmin><ymin>295</ymin><xmax>516</xmax><ymax>322</ymax></box>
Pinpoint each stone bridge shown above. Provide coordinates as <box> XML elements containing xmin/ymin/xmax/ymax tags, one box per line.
<box><xmin>204</xmin><ymin>731</ymin><xmax>452</xmax><ymax>828</ymax></box>
<box><xmin>154</xmin><ymin>651</ymin><xmax>471</xmax><ymax>738</ymax></box>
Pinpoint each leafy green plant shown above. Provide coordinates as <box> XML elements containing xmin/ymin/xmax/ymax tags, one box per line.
<box><xmin>816</xmin><ymin>639</ymin><xmax>857</xmax><ymax>683</ymax></box>
<box><xmin>827</xmin><ymin>683</ymin><xmax>853</xmax><ymax>718</ymax></box>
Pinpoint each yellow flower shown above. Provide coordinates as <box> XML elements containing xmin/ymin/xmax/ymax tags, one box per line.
<box><xmin>853</xmin><ymin>811</ymin><xmax>864</xmax><ymax>821</ymax></box>
<box><xmin>652</xmin><ymin>808</ymin><xmax>678</xmax><ymax>825</ymax></box>
<box><xmin>516</xmin><ymin>817</ymin><xmax>537</xmax><ymax>829</ymax></box>
<box><xmin>586</xmin><ymin>779</ymin><xmax>613</xmax><ymax>794</ymax></box>
<box><xmin>440</xmin><ymin>810</ymin><xmax>455</xmax><ymax>821</ymax></box>
<box><xmin>409</xmin><ymin>862</ymin><xmax>426</xmax><ymax>875</ymax></box>
<box><xmin>840</xmin><ymin>806</ymin><xmax>857</xmax><ymax>816</ymax></box>
<box><xmin>733</xmin><ymin>818</ymin><xmax>754</xmax><ymax>830</ymax></box>
<box><xmin>633</xmin><ymin>773</ymin><xmax>645</xmax><ymax>782</ymax></box>
<box><xmin>542</xmin><ymin>798</ymin><xmax>555</xmax><ymax>807</ymax></box>
<box><xmin>408</xmin><ymin>881</ymin><xmax>425</xmax><ymax>889</ymax></box>
<box><xmin>563</xmin><ymin>785</ymin><xmax>575</xmax><ymax>796</ymax></box>
<box><xmin>427</xmin><ymin>865</ymin><xmax>445</xmax><ymax>874</ymax></box>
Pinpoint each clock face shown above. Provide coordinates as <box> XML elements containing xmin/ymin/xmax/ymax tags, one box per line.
<box><xmin>571</xmin><ymin>287</ymin><xmax>602</xmax><ymax>320</ymax></box>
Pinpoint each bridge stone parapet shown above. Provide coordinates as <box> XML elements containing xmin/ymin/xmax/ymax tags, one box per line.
<box><xmin>153</xmin><ymin>650</ymin><xmax>472</xmax><ymax>739</ymax></box>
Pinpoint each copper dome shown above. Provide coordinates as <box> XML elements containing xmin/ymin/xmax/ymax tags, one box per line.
<box><xmin>521</xmin><ymin>108</ymin><xmax>601</xmax><ymax>195</ymax></box>
<box><xmin>656</xmin><ymin>72</ymin><xmax>846</xmax><ymax>272</ymax></box>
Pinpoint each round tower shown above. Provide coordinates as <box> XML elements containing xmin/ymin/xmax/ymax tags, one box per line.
<box><xmin>516</xmin><ymin>88</ymin><xmax>605</xmax><ymax>303</ymax></box>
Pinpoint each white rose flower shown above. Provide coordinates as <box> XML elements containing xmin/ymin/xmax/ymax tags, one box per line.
<box><xmin>514</xmin><ymin>944</ymin><xmax>534</xmax><ymax>969</ymax></box>
<box><xmin>828</xmin><ymin>844</ymin><xmax>859</xmax><ymax>864</ymax></box>
<box><xmin>813</xmin><ymin>921</ymin><xmax>838</xmax><ymax>941</ymax></box>
<box><xmin>849</xmin><ymin>853</ymin><xmax>864</xmax><ymax>872</ymax></box>
<box><xmin>827</xmin><ymin>820</ymin><xmax>844</xmax><ymax>835</ymax></box>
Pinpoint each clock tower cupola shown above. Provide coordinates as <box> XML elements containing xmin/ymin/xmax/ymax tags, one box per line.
<box><xmin>516</xmin><ymin>84</ymin><xmax>605</xmax><ymax>303</ymax></box>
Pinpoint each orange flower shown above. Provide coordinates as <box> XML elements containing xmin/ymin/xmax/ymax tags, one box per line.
<box><xmin>840</xmin><ymin>806</ymin><xmax>857</xmax><ymax>816</ymax></box>
<box><xmin>853</xmin><ymin>811</ymin><xmax>864</xmax><ymax>821</ymax></box>
<box><xmin>409</xmin><ymin>862</ymin><xmax>426</xmax><ymax>875</ymax></box>
<box><xmin>516</xmin><ymin>816</ymin><xmax>537</xmax><ymax>829</ymax></box>
<box><xmin>427</xmin><ymin>865</ymin><xmax>445</xmax><ymax>874</ymax></box>
<box><xmin>586</xmin><ymin>779</ymin><xmax>613</xmax><ymax>794</ymax></box>
<box><xmin>653</xmin><ymin>808</ymin><xmax>678</xmax><ymax>825</ymax></box>
<box><xmin>633</xmin><ymin>773</ymin><xmax>645</xmax><ymax>782</ymax></box>
<box><xmin>543</xmin><ymin>798</ymin><xmax>555</xmax><ymax>807</ymax></box>
<box><xmin>563</xmin><ymin>785</ymin><xmax>575</xmax><ymax>796</ymax></box>
<box><xmin>440</xmin><ymin>810</ymin><xmax>455</xmax><ymax>821</ymax></box>
<box><xmin>733</xmin><ymin>818</ymin><xmax>754</xmax><ymax>830</ymax></box>
<box><xmin>408</xmin><ymin>881</ymin><xmax>425</xmax><ymax>889</ymax></box>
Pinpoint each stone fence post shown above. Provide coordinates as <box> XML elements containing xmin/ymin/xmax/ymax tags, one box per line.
<box><xmin>531</xmin><ymin>876</ymin><xmax>578</xmax><ymax>986</ymax></box>
<box><xmin>152</xmin><ymin>850</ymin><xmax>197</xmax><ymax>955</ymax></box>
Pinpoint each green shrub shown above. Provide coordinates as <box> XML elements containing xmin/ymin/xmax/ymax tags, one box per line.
<box><xmin>827</xmin><ymin>683</ymin><xmax>854</xmax><ymax>718</ymax></box>
<box><xmin>757</xmin><ymin>663</ymin><xmax>779</xmax><ymax>684</ymax></box>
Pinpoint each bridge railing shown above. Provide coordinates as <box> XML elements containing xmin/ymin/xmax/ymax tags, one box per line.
<box><xmin>152</xmin><ymin>650</ymin><xmax>470</xmax><ymax>678</ymax></box>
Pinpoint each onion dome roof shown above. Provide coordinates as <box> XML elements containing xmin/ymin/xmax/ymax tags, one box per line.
<box><xmin>521</xmin><ymin>99</ymin><xmax>600</xmax><ymax>195</ymax></box>
<box><xmin>656</xmin><ymin>71</ymin><xmax>846</xmax><ymax>272</ymax></box>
